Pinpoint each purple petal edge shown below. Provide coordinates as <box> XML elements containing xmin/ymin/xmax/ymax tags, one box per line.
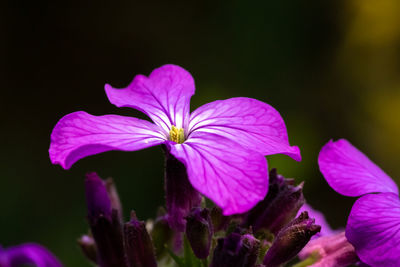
<box><xmin>105</xmin><ymin>64</ymin><xmax>195</xmax><ymax>133</ymax></box>
<box><xmin>318</xmin><ymin>139</ymin><xmax>399</xmax><ymax>197</ymax></box>
<box><xmin>49</xmin><ymin>111</ymin><xmax>166</xmax><ymax>169</ymax></box>
<box><xmin>188</xmin><ymin>97</ymin><xmax>301</xmax><ymax>162</ymax></box>
<box><xmin>2</xmin><ymin>243</ymin><xmax>62</xmax><ymax>267</ymax></box>
<box><xmin>346</xmin><ymin>192</ymin><xmax>400</xmax><ymax>267</ymax></box>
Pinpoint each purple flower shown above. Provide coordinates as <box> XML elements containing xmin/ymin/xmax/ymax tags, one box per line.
<box><xmin>49</xmin><ymin>64</ymin><xmax>300</xmax><ymax>215</ymax></box>
<box><xmin>298</xmin><ymin>231</ymin><xmax>358</xmax><ymax>267</ymax></box>
<box><xmin>297</xmin><ymin>205</ymin><xmax>359</xmax><ymax>267</ymax></box>
<box><xmin>319</xmin><ymin>139</ymin><xmax>400</xmax><ymax>266</ymax></box>
<box><xmin>0</xmin><ymin>243</ymin><xmax>62</xmax><ymax>267</ymax></box>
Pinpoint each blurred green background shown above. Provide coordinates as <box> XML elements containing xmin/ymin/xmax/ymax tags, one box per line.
<box><xmin>2</xmin><ymin>0</ymin><xmax>400</xmax><ymax>265</ymax></box>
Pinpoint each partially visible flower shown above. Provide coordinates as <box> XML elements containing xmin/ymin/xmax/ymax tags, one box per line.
<box><xmin>0</xmin><ymin>243</ymin><xmax>62</xmax><ymax>267</ymax></box>
<box><xmin>298</xmin><ymin>231</ymin><xmax>358</xmax><ymax>267</ymax></box>
<box><xmin>297</xmin><ymin>204</ymin><xmax>359</xmax><ymax>267</ymax></box>
<box><xmin>49</xmin><ymin>64</ymin><xmax>301</xmax><ymax>215</ymax></box>
<box><xmin>319</xmin><ymin>139</ymin><xmax>400</xmax><ymax>266</ymax></box>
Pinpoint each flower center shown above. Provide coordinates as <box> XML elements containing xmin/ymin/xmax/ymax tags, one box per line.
<box><xmin>169</xmin><ymin>125</ymin><xmax>185</xmax><ymax>144</ymax></box>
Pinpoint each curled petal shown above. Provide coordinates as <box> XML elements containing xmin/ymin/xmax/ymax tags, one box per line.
<box><xmin>346</xmin><ymin>193</ymin><xmax>400</xmax><ymax>267</ymax></box>
<box><xmin>318</xmin><ymin>139</ymin><xmax>398</xmax><ymax>196</ymax></box>
<box><xmin>298</xmin><ymin>203</ymin><xmax>335</xmax><ymax>238</ymax></box>
<box><xmin>188</xmin><ymin>97</ymin><xmax>301</xmax><ymax>161</ymax></box>
<box><xmin>49</xmin><ymin>111</ymin><xmax>166</xmax><ymax>169</ymax></box>
<box><xmin>105</xmin><ymin>64</ymin><xmax>195</xmax><ymax>133</ymax></box>
<box><xmin>167</xmin><ymin>131</ymin><xmax>269</xmax><ymax>215</ymax></box>
<box><xmin>4</xmin><ymin>243</ymin><xmax>62</xmax><ymax>267</ymax></box>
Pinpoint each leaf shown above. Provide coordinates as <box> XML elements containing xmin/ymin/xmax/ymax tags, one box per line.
<box><xmin>183</xmin><ymin>235</ymin><xmax>203</xmax><ymax>267</ymax></box>
<box><xmin>166</xmin><ymin>245</ymin><xmax>185</xmax><ymax>267</ymax></box>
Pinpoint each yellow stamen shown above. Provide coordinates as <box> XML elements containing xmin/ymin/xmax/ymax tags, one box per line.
<box><xmin>169</xmin><ymin>125</ymin><xmax>185</xmax><ymax>144</ymax></box>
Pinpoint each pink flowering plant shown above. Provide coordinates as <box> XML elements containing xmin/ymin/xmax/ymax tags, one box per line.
<box><xmin>4</xmin><ymin>64</ymin><xmax>399</xmax><ymax>267</ymax></box>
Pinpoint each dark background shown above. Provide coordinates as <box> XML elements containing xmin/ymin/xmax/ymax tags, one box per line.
<box><xmin>2</xmin><ymin>1</ymin><xmax>400</xmax><ymax>266</ymax></box>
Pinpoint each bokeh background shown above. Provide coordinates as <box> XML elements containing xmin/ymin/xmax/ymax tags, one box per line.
<box><xmin>2</xmin><ymin>0</ymin><xmax>400</xmax><ymax>265</ymax></box>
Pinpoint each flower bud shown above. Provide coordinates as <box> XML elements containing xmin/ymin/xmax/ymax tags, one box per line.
<box><xmin>298</xmin><ymin>231</ymin><xmax>359</xmax><ymax>267</ymax></box>
<box><xmin>163</xmin><ymin>146</ymin><xmax>202</xmax><ymax>232</ymax></box>
<box><xmin>263</xmin><ymin>211</ymin><xmax>321</xmax><ymax>267</ymax></box>
<box><xmin>210</xmin><ymin>232</ymin><xmax>260</xmax><ymax>267</ymax></box>
<box><xmin>105</xmin><ymin>178</ymin><xmax>123</xmax><ymax>220</ymax></box>
<box><xmin>185</xmin><ymin>207</ymin><xmax>213</xmax><ymax>259</ymax></box>
<box><xmin>77</xmin><ymin>235</ymin><xmax>97</xmax><ymax>264</ymax></box>
<box><xmin>151</xmin><ymin>215</ymin><xmax>174</xmax><ymax>258</ymax></box>
<box><xmin>84</xmin><ymin>173</ymin><xmax>127</xmax><ymax>267</ymax></box>
<box><xmin>124</xmin><ymin>212</ymin><xmax>157</xmax><ymax>267</ymax></box>
<box><xmin>85</xmin><ymin>172</ymin><xmax>112</xmax><ymax>222</ymax></box>
<box><xmin>244</xmin><ymin>169</ymin><xmax>305</xmax><ymax>234</ymax></box>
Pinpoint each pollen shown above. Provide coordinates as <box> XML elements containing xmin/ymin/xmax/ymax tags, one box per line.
<box><xmin>169</xmin><ymin>125</ymin><xmax>185</xmax><ymax>144</ymax></box>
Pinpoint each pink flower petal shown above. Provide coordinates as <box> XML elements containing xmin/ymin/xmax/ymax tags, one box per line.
<box><xmin>49</xmin><ymin>111</ymin><xmax>166</xmax><ymax>169</ymax></box>
<box><xmin>105</xmin><ymin>64</ymin><xmax>195</xmax><ymax>133</ymax></box>
<box><xmin>299</xmin><ymin>231</ymin><xmax>358</xmax><ymax>267</ymax></box>
<box><xmin>346</xmin><ymin>192</ymin><xmax>400</xmax><ymax>267</ymax></box>
<box><xmin>166</xmin><ymin>131</ymin><xmax>269</xmax><ymax>215</ymax></box>
<box><xmin>188</xmin><ymin>97</ymin><xmax>301</xmax><ymax>161</ymax></box>
<box><xmin>318</xmin><ymin>139</ymin><xmax>399</xmax><ymax>197</ymax></box>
